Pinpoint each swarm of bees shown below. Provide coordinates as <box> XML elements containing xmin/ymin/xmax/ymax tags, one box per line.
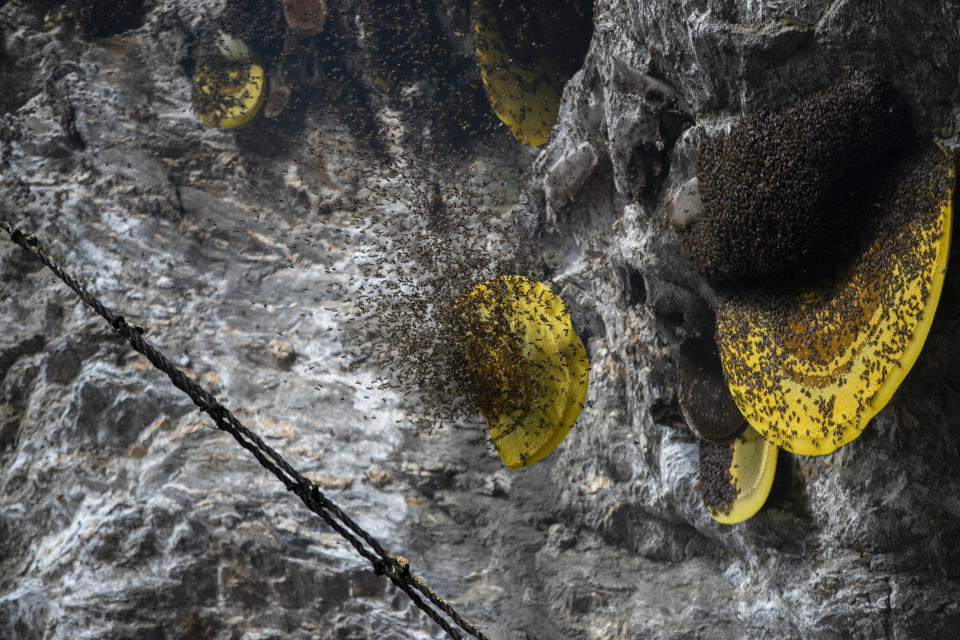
<box><xmin>181</xmin><ymin>0</ymin><xmax>594</xmax><ymax>463</ymax></box>
<box><xmin>36</xmin><ymin>0</ymin><xmax>594</xmax><ymax>462</ymax></box>
<box><xmin>38</xmin><ymin>0</ymin><xmax>596</xmax><ymax>461</ymax></box>
<box><xmin>38</xmin><ymin>0</ymin><xmax>146</xmax><ymax>37</ymax></box>
<box><xmin>335</xmin><ymin>155</ymin><xmax>592</xmax><ymax>468</ymax></box>
<box><xmin>348</xmin><ymin>169</ymin><xmax>544</xmax><ymax>435</ymax></box>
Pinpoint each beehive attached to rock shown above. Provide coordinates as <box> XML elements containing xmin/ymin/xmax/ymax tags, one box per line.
<box><xmin>457</xmin><ymin>276</ymin><xmax>589</xmax><ymax>468</ymax></box>
<box><xmin>716</xmin><ymin>146</ymin><xmax>954</xmax><ymax>455</ymax></box>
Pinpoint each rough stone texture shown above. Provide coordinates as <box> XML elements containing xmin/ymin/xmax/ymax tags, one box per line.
<box><xmin>2</xmin><ymin>1</ymin><xmax>960</xmax><ymax>639</ymax></box>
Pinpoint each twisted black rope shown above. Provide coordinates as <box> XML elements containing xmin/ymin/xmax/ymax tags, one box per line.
<box><xmin>1</xmin><ymin>214</ymin><xmax>489</xmax><ymax>640</ymax></box>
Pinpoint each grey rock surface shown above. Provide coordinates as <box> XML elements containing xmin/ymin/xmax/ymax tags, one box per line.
<box><xmin>2</xmin><ymin>1</ymin><xmax>960</xmax><ymax>639</ymax></box>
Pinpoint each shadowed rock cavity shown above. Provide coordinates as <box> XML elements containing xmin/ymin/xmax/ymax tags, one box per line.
<box><xmin>677</xmin><ymin>336</ymin><xmax>744</xmax><ymax>442</ymax></box>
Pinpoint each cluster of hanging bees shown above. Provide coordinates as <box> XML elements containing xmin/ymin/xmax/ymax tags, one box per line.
<box><xmin>153</xmin><ymin>1</ymin><xmax>956</xmax><ymax>521</ymax></box>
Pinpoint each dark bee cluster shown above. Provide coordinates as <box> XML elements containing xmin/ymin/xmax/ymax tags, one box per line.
<box><xmin>697</xmin><ymin>438</ymin><xmax>738</xmax><ymax>516</ymax></box>
<box><xmin>682</xmin><ymin>70</ymin><xmax>911</xmax><ymax>285</ymax></box>
<box><xmin>352</xmin><ymin>0</ymin><xmax>498</xmax><ymax>147</ymax></box>
<box><xmin>32</xmin><ymin>0</ymin><xmax>147</xmax><ymax>37</ymax></box>
<box><xmin>208</xmin><ymin>0</ymin><xmax>491</xmax><ymax>148</ymax></box>
<box><xmin>218</xmin><ymin>0</ymin><xmax>287</xmax><ymax>61</ymax></box>
<box><xmin>448</xmin><ymin>280</ymin><xmax>549</xmax><ymax>428</ymax></box>
<box><xmin>678</xmin><ymin>337</ymin><xmax>743</xmax><ymax>442</ymax></box>
<box><xmin>481</xmin><ymin>0</ymin><xmax>593</xmax><ymax>81</ymax></box>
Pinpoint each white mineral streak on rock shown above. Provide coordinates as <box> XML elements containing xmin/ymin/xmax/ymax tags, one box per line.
<box><xmin>658</xmin><ymin>438</ymin><xmax>698</xmax><ymax>505</ymax></box>
<box><xmin>544</xmin><ymin>141</ymin><xmax>597</xmax><ymax>224</ymax></box>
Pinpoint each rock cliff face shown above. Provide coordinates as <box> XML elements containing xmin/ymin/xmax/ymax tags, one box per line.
<box><xmin>3</xmin><ymin>1</ymin><xmax>960</xmax><ymax>638</ymax></box>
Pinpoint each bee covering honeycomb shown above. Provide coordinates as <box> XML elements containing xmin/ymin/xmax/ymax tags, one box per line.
<box><xmin>192</xmin><ymin>33</ymin><xmax>266</xmax><ymax>129</ymax></box>
<box><xmin>716</xmin><ymin>147</ymin><xmax>954</xmax><ymax>455</ymax></box>
<box><xmin>472</xmin><ymin>0</ymin><xmax>592</xmax><ymax>146</ymax></box>
<box><xmin>456</xmin><ymin>276</ymin><xmax>588</xmax><ymax>468</ymax></box>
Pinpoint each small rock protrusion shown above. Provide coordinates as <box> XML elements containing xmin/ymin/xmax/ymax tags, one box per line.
<box><xmin>544</xmin><ymin>142</ymin><xmax>598</xmax><ymax>223</ymax></box>
<box><xmin>667</xmin><ymin>176</ymin><xmax>702</xmax><ymax>229</ymax></box>
<box><xmin>366</xmin><ymin>465</ymin><xmax>392</xmax><ymax>488</ymax></box>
